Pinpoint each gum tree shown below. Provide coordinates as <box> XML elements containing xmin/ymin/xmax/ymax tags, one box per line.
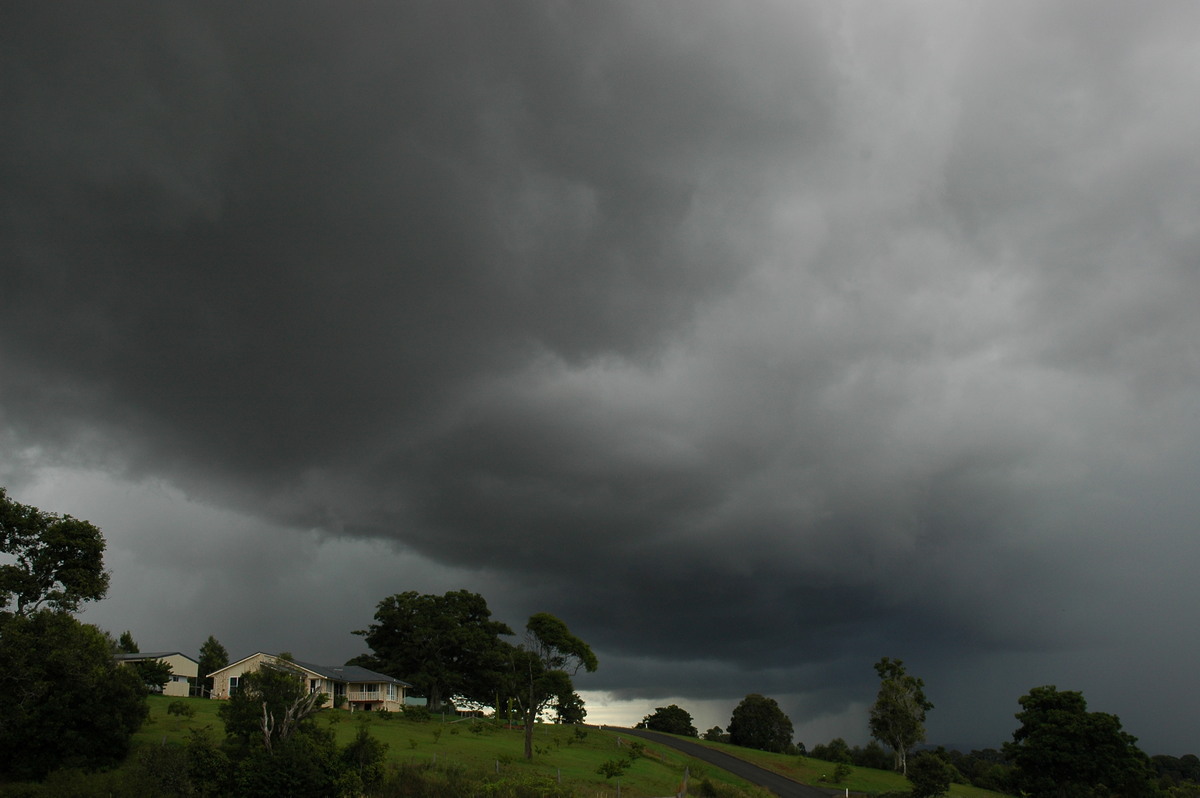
<box><xmin>509</xmin><ymin>612</ymin><xmax>597</xmax><ymax>759</ymax></box>
<box><xmin>868</xmin><ymin>657</ymin><xmax>933</xmax><ymax>775</ymax></box>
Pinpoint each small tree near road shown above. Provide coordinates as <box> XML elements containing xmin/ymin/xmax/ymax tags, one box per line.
<box><xmin>728</xmin><ymin>694</ymin><xmax>794</xmax><ymax>753</ymax></box>
<box><xmin>638</xmin><ymin>704</ymin><xmax>698</xmax><ymax>737</ymax></box>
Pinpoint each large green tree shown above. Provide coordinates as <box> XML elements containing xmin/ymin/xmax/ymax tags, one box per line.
<box><xmin>353</xmin><ymin>589</ymin><xmax>513</xmax><ymax>710</ymax></box>
<box><xmin>0</xmin><ymin>487</ymin><xmax>110</xmax><ymax>618</ymax></box>
<box><xmin>508</xmin><ymin>612</ymin><xmax>597</xmax><ymax>759</ymax></box>
<box><xmin>198</xmin><ymin>634</ymin><xmax>229</xmax><ymax>694</ymax></box>
<box><xmin>0</xmin><ymin>610</ymin><xmax>148</xmax><ymax>780</ymax></box>
<box><xmin>0</xmin><ymin>490</ymin><xmax>145</xmax><ymax>781</ymax></box>
<box><xmin>1004</xmin><ymin>685</ymin><xmax>1156</xmax><ymax>798</ymax></box>
<box><xmin>728</xmin><ymin>694</ymin><xmax>794</xmax><ymax>753</ymax></box>
<box><xmin>868</xmin><ymin>657</ymin><xmax>933</xmax><ymax>775</ymax></box>
<box><xmin>638</xmin><ymin>704</ymin><xmax>698</xmax><ymax>737</ymax></box>
<box><xmin>555</xmin><ymin>690</ymin><xmax>588</xmax><ymax>724</ymax></box>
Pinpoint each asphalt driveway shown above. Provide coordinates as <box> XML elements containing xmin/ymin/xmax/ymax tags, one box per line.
<box><xmin>608</xmin><ymin>726</ymin><xmax>832</xmax><ymax>798</ymax></box>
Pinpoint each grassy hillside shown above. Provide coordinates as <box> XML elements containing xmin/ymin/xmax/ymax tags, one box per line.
<box><xmin>679</xmin><ymin>735</ymin><xmax>1010</xmax><ymax>798</ymax></box>
<box><xmin>134</xmin><ymin>696</ymin><xmax>769</xmax><ymax>797</ymax></box>
<box><xmin>121</xmin><ymin>698</ymin><xmax>1009</xmax><ymax>797</ymax></box>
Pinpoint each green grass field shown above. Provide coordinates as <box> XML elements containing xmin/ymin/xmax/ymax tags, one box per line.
<box><xmin>138</xmin><ymin>696</ymin><xmax>768</xmax><ymax>797</ymax></box>
<box><xmin>670</xmin><ymin>734</ymin><xmax>1009</xmax><ymax>798</ymax></box>
<box><xmin>135</xmin><ymin>697</ymin><xmax>1009</xmax><ymax>797</ymax></box>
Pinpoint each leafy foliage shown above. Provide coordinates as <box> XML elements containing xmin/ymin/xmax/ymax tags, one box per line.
<box><xmin>700</xmin><ymin>724</ymin><xmax>729</xmax><ymax>744</ymax></box>
<box><xmin>597</xmin><ymin>757</ymin><xmax>630</xmax><ymax>779</ymax></box>
<box><xmin>342</xmin><ymin>721</ymin><xmax>390</xmax><ymax>791</ymax></box>
<box><xmin>134</xmin><ymin>658</ymin><xmax>175</xmax><ymax>691</ymax></box>
<box><xmin>507</xmin><ymin>612</ymin><xmax>598</xmax><ymax>759</ymax></box>
<box><xmin>1004</xmin><ymin>684</ymin><xmax>1157</xmax><ymax>798</ymax></box>
<box><xmin>868</xmin><ymin>657</ymin><xmax>933</xmax><ymax>774</ymax></box>
<box><xmin>197</xmin><ymin>635</ymin><xmax>228</xmax><ymax>694</ymax></box>
<box><xmin>354</xmin><ymin>589</ymin><xmax>514</xmax><ymax>710</ymax></box>
<box><xmin>638</xmin><ymin>703</ymin><xmax>698</xmax><ymax>736</ymax></box>
<box><xmin>554</xmin><ymin>690</ymin><xmax>588</xmax><ymax>724</ymax></box>
<box><xmin>907</xmin><ymin>750</ymin><xmax>956</xmax><ymax>798</ymax></box>
<box><xmin>0</xmin><ymin>487</ymin><xmax>110</xmax><ymax>618</ymax></box>
<box><xmin>704</xmin><ymin>726</ymin><xmax>730</xmax><ymax>743</ymax></box>
<box><xmin>728</xmin><ymin>694</ymin><xmax>794</xmax><ymax>753</ymax></box>
<box><xmin>218</xmin><ymin>660</ymin><xmax>327</xmax><ymax>750</ymax></box>
<box><xmin>0</xmin><ymin>494</ymin><xmax>143</xmax><ymax>783</ymax></box>
<box><xmin>0</xmin><ymin>610</ymin><xmax>148</xmax><ymax>780</ymax></box>
<box><xmin>167</xmin><ymin>700</ymin><xmax>195</xmax><ymax>718</ymax></box>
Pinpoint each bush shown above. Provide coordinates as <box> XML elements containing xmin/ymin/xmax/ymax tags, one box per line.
<box><xmin>167</xmin><ymin>701</ymin><xmax>195</xmax><ymax>718</ymax></box>
<box><xmin>597</xmin><ymin>758</ymin><xmax>629</xmax><ymax>779</ymax></box>
<box><xmin>0</xmin><ymin>611</ymin><xmax>148</xmax><ymax>780</ymax></box>
<box><xmin>909</xmin><ymin>751</ymin><xmax>956</xmax><ymax>798</ymax></box>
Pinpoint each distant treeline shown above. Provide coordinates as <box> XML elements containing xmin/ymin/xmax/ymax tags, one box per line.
<box><xmin>805</xmin><ymin>738</ymin><xmax>1200</xmax><ymax>795</ymax></box>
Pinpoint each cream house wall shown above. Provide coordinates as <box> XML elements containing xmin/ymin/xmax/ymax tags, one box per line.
<box><xmin>206</xmin><ymin>652</ymin><xmax>408</xmax><ymax>711</ymax></box>
<box><xmin>209</xmin><ymin>652</ymin><xmax>278</xmax><ymax>700</ymax></box>
<box><xmin>115</xmin><ymin>652</ymin><xmax>200</xmax><ymax>697</ymax></box>
<box><xmin>159</xmin><ymin>653</ymin><xmax>199</xmax><ymax>697</ymax></box>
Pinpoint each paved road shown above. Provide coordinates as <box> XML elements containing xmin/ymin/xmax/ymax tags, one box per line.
<box><xmin>607</xmin><ymin>727</ymin><xmax>831</xmax><ymax>798</ymax></box>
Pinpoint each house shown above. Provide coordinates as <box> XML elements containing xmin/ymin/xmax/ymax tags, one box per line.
<box><xmin>207</xmin><ymin>652</ymin><xmax>410</xmax><ymax>712</ymax></box>
<box><xmin>114</xmin><ymin>651</ymin><xmax>200</xmax><ymax>697</ymax></box>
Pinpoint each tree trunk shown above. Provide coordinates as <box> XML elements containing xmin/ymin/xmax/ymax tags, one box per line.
<box><xmin>524</xmin><ymin>681</ymin><xmax>535</xmax><ymax>759</ymax></box>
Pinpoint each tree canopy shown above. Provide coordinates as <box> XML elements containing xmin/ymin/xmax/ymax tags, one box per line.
<box><xmin>1004</xmin><ymin>685</ymin><xmax>1157</xmax><ymax>798</ymax></box>
<box><xmin>0</xmin><ymin>609</ymin><xmax>148</xmax><ymax>780</ymax></box>
<box><xmin>908</xmin><ymin>751</ymin><xmax>956</xmax><ymax>798</ymax></box>
<box><xmin>0</xmin><ymin>487</ymin><xmax>110</xmax><ymax>618</ymax></box>
<box><xmin>353</xmin><ymin>589</ymin><xmax>513</xmax><ymax>710</ymax></box>
<box><xmin>638</xmin><ymin>704</ymin><xmax>698</xmax><ymax>737</ymax></box>
<box><xmin>868</xmin><ymin>657</ymin><xmax>933</xmax><ymax>775</ymax></box>
<box><xmin>508</xmin><ymin>612</ymin><xmax>597</xmax><ymax>759</ymax></box>
<box><xmin>728</xmin><ymin>693</ymin><xmax>794</xmax><ymax>753</ymax></box>
<box><xmin>198</xmin><ymin>634</ymin><xmax>230</xmax><ymax>693</ymax></box>
<box><xmin>0</xmin><ymin>490</ymin><xmax>145</xmax><ymax>782</ymax></box>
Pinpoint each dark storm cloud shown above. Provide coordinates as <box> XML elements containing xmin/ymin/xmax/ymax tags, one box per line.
<box><xmin>5</xmin><ymin>0</ymin><xmax>1200</xmax><ymax>752</ymax></box>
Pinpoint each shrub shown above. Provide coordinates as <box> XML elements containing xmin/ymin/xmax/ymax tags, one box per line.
<box><xmin>597</xmin><ymin>758</ymin><xmax>629</xmax><ymax>779</ymax></box>
<box><xmin>167</xmin><ymin>701</ymin><xmax>195</xmax><ymax>718</ymax></box>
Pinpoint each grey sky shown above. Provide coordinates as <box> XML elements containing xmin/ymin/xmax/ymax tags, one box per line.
<box><xmin>3</xmin><ymin>0</ymin><xmax>1199</xmax><ymax>754</ymax></box>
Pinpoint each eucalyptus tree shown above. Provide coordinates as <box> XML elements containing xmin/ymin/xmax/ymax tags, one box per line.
<box><xmin>508</xmin><ymin>612</ymin><xmax>597</xmax><ymax>759</ymax></box>
<box><xmin>868</xmin><ymin>657</ymin><xmax>933</xmax><ymax>775</ymax></box>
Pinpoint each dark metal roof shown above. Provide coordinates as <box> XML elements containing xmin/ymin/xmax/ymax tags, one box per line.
<box><xmin>114</xmin><ymin>651</ymin><xmax>199</xmax><ymax>663</ymax></box>
<box><xmin>289</xmin><ymin>658</ymin><xmax>412</xmax><ymax>687</ymax></box>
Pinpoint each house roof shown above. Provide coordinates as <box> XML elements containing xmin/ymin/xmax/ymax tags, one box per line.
<box><xmin>291</xmin><ymin>659</ymin><xmax>411</xmax><ymax>687</ymax></box>
<box><xmin>115</xmin><ymin>651</ymin><xmax>200</xmax><ymax>664</ymax></box>
<box><xmin>207</xmin><ymin>652</ymin><xmax>410</xmax><ymax>687</ymax></box>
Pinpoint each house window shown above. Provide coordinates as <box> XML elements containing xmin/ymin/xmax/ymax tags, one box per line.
<box><xmin>333</xmin><ymin>683</ymin><xmax>346</xmax><ymax>697</ymax></box>
<box><xmin>310</xmin><ymin>679</ymin><xmax>320</xmax><ymax>693</ymax></box>
<box><xmin>229</xmin><ymin>676</ymin><xmax>239</xmax><ymax>693</ymax></box>
<box><xmin>387</xmin><ymin>684</ymin><xmax>396</xmax><ymax>701</ymax></box>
